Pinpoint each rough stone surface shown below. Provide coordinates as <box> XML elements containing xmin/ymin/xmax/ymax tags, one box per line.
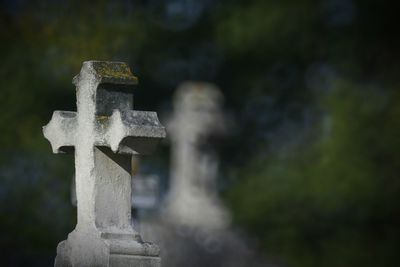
<box><xmin>43</xmin><ymin>60</ymin><xmax>166</xmax><ymax>267</ymax></box>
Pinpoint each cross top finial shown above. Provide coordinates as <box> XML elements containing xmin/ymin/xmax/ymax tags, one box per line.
<box><xmin>74</xmin><ymin>61</ymin><xmax>138</xmax><ymax>116</ymax></box>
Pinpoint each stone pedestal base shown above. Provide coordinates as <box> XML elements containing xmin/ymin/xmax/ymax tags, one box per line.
<box><xmin>109</xmin><ymin>255</ymin><xmax>161</xmax><ymax>267</ymax></box>
<box><xmin>55</xmin><ymin>229</ymin><xmax>160</xmax><ymax>267</ymax></box>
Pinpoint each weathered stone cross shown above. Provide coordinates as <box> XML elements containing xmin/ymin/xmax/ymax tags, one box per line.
<box><xmin>43</xmin><ymin>61</ymin><xmax>166</xmax><ymax>267</ymax></box>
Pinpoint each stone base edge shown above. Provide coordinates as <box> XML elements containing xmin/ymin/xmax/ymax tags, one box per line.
<box><xmin>110</xmin><ymin>254</ymin><xmax>161</xmax><ymax>267</ymax></box>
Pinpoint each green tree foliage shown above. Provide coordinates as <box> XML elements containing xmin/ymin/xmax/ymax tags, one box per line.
<box><xmin>228</xmin><ymin>82</ymin><xmax>400</xmax><ymax>267</ymax></box>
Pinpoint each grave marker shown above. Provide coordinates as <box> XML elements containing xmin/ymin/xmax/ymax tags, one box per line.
<box><xmin>43</xmin><ymin>61</ymin><xmax>166</xmax><ymax>267</ymax></box>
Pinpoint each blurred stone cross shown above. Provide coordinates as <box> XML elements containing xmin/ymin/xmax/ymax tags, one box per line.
<box><xmin>165</xmin><ymin>82</ymin><xmax>230</xmax><ymax>229</ymax></box>
<box><xmin>43</xmin><ymin>61</ymin><xmax>166</xmax><ymax>267</ymax></box>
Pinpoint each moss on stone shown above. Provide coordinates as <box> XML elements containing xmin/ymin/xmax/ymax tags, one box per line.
<box><xmin>91</xmin><ymin>61</ymin><xmax>138</xmax><ymax>85</ymax></box>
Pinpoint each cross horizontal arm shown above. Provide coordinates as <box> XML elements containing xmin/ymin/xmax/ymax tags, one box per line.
<box><xmin>100</xmin><ymin>110</ymin><xmax>166</xmax><ymax>155</ymax></box>
<box><xmin>43</xmin><ymin>110</ymin><xmax>166</xmax><ymax>155</ymax></box>
<box><xmin>43</xmin><ymin>111</ymin><xmax>77</xmax><ymax>154</ymax></box>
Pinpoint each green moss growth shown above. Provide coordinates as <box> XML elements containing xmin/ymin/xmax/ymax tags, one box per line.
<box><xmin>92</xmin><ymin>61</ymin><xmax>138</xmax><ymax>85</ymax></box>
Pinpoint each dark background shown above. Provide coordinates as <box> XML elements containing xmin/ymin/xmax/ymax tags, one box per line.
<box><xmin>1</xmin><ymin>0</ymin><xmax>400</xmax><ymax>266</ymax></box>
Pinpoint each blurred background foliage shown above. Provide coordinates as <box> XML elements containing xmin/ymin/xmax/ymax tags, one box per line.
<box><xmin>0</xmin><ymin>0</ymin><xmax>399</xmax><ymax>266</ymax></box>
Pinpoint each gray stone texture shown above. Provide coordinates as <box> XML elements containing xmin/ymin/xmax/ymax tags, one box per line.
<box><xmin>43</xmin><ymin>61</ymin><xmax>165</xmax><ymax>267</ymax></box>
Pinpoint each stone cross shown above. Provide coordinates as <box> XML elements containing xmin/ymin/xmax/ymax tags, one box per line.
<box><xmin>165</xmin><ymin>82</ymin><xmax>230</xmax><ymax>229</ymax></box>
<box><xmin>43</xmin><ymin>61</ymin><xmax>166</xmax><ymax>267</ymax></box>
